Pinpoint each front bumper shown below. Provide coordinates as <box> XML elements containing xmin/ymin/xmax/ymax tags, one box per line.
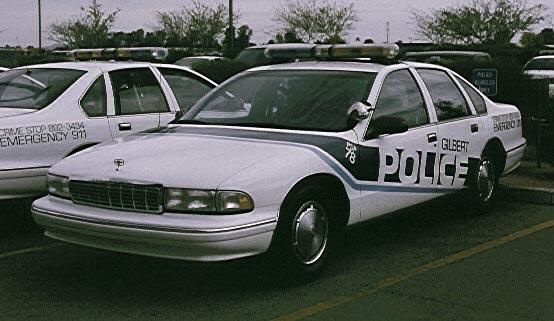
<box><xmin>32</xmin><ymin>196</ymin><xmax>278</xmax><ymax>262</ymax></box>
<box><xmin>0</xmin><ymin>167</ymin><xmax>48</xmax><ymax>200</ymax></box>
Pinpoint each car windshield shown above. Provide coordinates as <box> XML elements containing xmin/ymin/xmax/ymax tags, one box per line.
<box><xmin>0</xmin><ymin>68</ymin><xmax>86</xmax><ymax>110</ymax></box>
<box><xmin>524</xmin><ymin>58</ymin><xmax>554</xmax><ymax>71</ymax></box>
<box><xmin>182</xmin><ymin>70</ymin><xmax>376</xmax><ymax>132</ymax></box>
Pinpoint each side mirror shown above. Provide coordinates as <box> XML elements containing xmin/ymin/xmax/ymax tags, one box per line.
<box><xmin>347</xmin><ymin>102</ymin><xmax>371</xmax><ymax>122</ymax></box>
<box><xmin>365</xmin><ymin>116</ymin><xmax>409</xmax><ymax>140</ymax></box>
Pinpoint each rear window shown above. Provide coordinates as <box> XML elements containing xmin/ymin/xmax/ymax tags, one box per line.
<box><xmin>0</xmin><ymin>68</ymin><xmax>86</xmax><ymax>110</ymax></box>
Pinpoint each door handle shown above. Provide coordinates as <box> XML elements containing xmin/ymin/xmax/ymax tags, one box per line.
<box><xmin>471</xmin><ymin>124</ymin><xmax>479</xmax><ymax>133</ymax></box>
<box><xmin>427</xmin><ymin>133</ymin><xmax>437</xmax><ymax>143</ymax></box>
<box><xmin>118</xmin><ymin>123</ymin><xmax>132</xmax><ymax>131</ymax></box>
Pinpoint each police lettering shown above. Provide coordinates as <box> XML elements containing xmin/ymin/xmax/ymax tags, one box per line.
<box><xmin>441</xmin><ymin>138</ymin><xmax>469</xmax><ymax>153</ymax></box>
<box><xmin>378</xmin><ymin>148</ymin><xmax>468</xmax><ymax>187</ymax></box>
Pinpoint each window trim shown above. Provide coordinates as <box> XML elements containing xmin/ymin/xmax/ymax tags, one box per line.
<box><xmin>156</xmin><ymin>66</ymin><xmax>216</xmax><ymax>111</ymax></box>
<box><xmin>363</xmin><ymin>67</ymin><xmax>431</xmax><ymax>141</ymax></box>
<box><xmin>416</xmin><ymin>67</ymin><xmax>473</xmax><ymax>122</ymax></box>
<box><xmin>453</xmin><ymin>74</ymin><xmax>488</xmax><ymax>115</ymax></box>
<box><xmin>78</xmin><ymin>74</ymin><xmax>107</xmax><ymax>118</ymax></box>
<box><xmin>109</xmin><ymin>67</ymin><xmax>170</xmax><ymax>116</ymax></box>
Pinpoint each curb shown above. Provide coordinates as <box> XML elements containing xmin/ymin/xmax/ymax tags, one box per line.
<box><xmin>499</xmin><ymin>185</ymin><xmax>554</xmax><ymax>206</ymax></box>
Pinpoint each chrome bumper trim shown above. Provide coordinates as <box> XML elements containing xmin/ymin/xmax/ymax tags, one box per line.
<box><xmin>32</xmin><ymin>206</ymin><xmax>276</xmax><ymax>235</ymax></box>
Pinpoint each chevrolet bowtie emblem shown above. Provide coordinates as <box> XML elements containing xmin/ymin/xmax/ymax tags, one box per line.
<box><xmin>114</xmin><ymin>159</ymin><xmax>125</xmax><ymax>171</ymax></box>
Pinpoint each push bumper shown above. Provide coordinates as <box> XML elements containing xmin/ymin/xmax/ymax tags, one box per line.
<box><xmin>32</xmin><ymin>196</ymin><xmax>278</xmax><ymax>262</ymax></box>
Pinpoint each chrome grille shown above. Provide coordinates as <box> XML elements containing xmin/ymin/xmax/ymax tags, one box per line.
<box><xmin>68</xmin><ymin>180</ymin><xmax>163</xmax><ymax>214</ymax></box>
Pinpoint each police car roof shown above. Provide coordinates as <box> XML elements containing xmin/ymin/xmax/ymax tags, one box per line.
<box><xmin>15</xmin><ymin>61</ymin><xmax>154</xmax><ymax>71</ymax></box>
<box><xmin>405</xmin><ymin>50</ymin><xmax>490</xmax><ymax>57</ymax></box>
<box><xmin>247</xmin><ymin>60</ymin><xmax>388</xmax><ymax>73</ymax></box>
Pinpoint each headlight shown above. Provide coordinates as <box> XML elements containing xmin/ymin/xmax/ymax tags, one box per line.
<box><xmin>164</xmin><ymin>188</ymin><xmax>254</xmax><ymax>214</ymax></box>
<box><xmin>46</xmin><ymin>174</ymin><xmax>70</xmax><ymax>199</ymax></box>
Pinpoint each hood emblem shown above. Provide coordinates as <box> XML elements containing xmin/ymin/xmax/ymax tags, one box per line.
<box><xmin>114</xmin><ymin>159</ymin><xmax>125</xmax><ymax>171</ymax></box>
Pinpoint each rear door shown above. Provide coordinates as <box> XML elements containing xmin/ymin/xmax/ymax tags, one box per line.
<box><xmin>416</xmin><ymin>68</ymin><xmax>485</xmax><ymax>191</ymax></box>
<box><xmin>106</xmin><ymin>67</ymin><xmax>169</xmax><ymax>137</ymax></box>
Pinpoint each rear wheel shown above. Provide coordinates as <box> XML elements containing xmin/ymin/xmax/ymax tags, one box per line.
<box><xmin>472</xmin><ymin>151</ymin><xmax>499</xmax><ymax>210</ymax></box>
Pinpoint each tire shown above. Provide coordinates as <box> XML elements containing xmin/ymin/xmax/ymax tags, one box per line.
<box><xmin>471</xmin><ymin>150</ymin><xmax>499</xmax><ymax>210</ymax></box>
<box><xmin>269</xmin><ymin>185</ymin><xmax>340</xmax><ymax>280</ymax></box>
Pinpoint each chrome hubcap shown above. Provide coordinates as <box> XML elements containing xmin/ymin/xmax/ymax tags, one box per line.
<box><xmin>292</xmin><ymin>201</ymin><xmax>328</xmax><ymax>265</ymax></box>
<box><xmin>477</xmin><ymin>159</ymin><xmax>495</xmax><ymax>203</ymax></box>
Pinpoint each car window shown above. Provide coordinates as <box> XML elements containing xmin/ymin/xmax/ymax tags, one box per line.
<box><xmin>373</xmin><ymin>69</ymin><xmax>429</xmax><ymax>127</ymax></box>
<box><xmin>455</xmin><ymin>75</ymin><xmax>487</xmax><ymax>115</ymax></box>
<box><xmin>0</xmin><ymin>68</ymin><xmax>86</xmax><ymax>110</ymax></box>
<box><xmin>186</xmin><ymin>70</ymin><xmax>377</xmax><ymax>132</ymax></box>
<box><xmin>523</xmin><ymin>58</ymin><xmax>554</xmax><ymax>70</ymax></box>
<box><xmin>158</xmin><ymin>68</ymin><xmax>214</xmax><ymax>112</ymax></box>
<box><xmin>417</xmin><ymin>69</ymin><xmax>470</xmax><ymax>121</ymax></box>
<box><xmin>109</xmin><ymin>68</ymin><xmax>169</xmax><ymax>115</ymax></box>
<box><xmin>80</xmin><ymin>76</ymin><xmax>106</xmax><ymax>117</ymax></box>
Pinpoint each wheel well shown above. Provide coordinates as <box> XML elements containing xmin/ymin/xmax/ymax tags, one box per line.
<box><xmin>285</xmin><ymin>174</ymin><xmax>350</xmax><ymax>230</ymax></box>
<box><xmin>64</xmin><ymin>143</ymin><xmax>98</xmax><ymax>158</ymax></box>
<box><xmin>483</xmin><ymin>138</ymin><xmax>506</xmax><ymax>177</ymax></box>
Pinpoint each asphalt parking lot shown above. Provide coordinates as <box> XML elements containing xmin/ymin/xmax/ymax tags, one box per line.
<box><xmin>1</xmin><ymin>195</ymin><xmax>553</xmax><ymax>321</ymax></box>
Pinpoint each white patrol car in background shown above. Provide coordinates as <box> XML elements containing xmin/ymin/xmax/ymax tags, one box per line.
<box><xmin>32</xmin><ymin>44</ymin><xmax>526</xmax><ymax>279</ymax></box>
<box><xmin>0</xmin><ymin>57</ymin><xmax>216</xmax><ymax>200</ymax></box>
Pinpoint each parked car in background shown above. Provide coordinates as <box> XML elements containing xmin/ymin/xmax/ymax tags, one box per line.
<box><xmin>235</xmin><ymin>43</ymin><xmax>316</xmax><ymax>68</ymax></box>
<box><xmin>0</xmin><ymin>61</ymin><xmax>216</xmax><ymax>200</ymax></box>
<box><xmin>523</xmin><ymin>55</ymin><xmax>554</xmax><ymax>162</ymax></box>
<box><xmin>402</xmin><ymin>51</ymin><xmax>492</xmax><ymax>65</ymax></box>
<box><xmin>523</xmin><ymin>55</ymin><xmax>554</xmax><ymax>80</ymax></box>
<box><xmin>174</xmin><ymin>56</ymin><xmax>230</xmax><ymax>68</ymax></box>
<box><xmin>32</xmin><ymin>44</ymin><xmax>525</xmax><ymax>279</ymax></box>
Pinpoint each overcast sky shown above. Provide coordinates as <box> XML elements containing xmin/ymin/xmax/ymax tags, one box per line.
<box><xmin>1</xmin><ymin>0</ymin><xmax>552</xmax><ymax>47</ymax></box>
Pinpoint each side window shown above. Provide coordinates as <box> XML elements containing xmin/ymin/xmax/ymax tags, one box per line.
<box><xmin>373</xmin><ymin>69</ymin><xmax>429</xmax><ymax>127</ymax></box>
<box><xmin>455</xmin><ymin>75</ymin><xmax>487</xmax><ymax>115</ymax></box>
<box><xmin>417</xmin><ymin>69</ymin><xmax>470</xmax><ymax>121</ymax></box>
<box><xmin>109</xmin><ymin>68</ymin><xmax>169</xmax><ymax>115</ymax></box>
<box><xmin>158</xmin><ymin>68</ymin><xmax>214</xmax><ymax>111</ymax></box>
<box><xmin>80</xmin><ymin>76</ymin><xmax>106</xmax><ymax>117</ymax></box>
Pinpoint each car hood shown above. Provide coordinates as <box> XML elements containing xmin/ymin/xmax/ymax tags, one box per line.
<box><xmin>51</xmin><ymin>127</ymin><xmax>299</xmax><ymax>189</ymax></box>
<box><xmin>0</xmin><ymin>108</ymin><xmax>36</xmax><ymax>118</ymax></box>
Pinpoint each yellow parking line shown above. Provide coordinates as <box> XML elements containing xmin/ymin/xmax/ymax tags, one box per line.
<box><xmin>271</xmin><ymin>219</ymin><xmax>554</xmax><ymax>321</ymax></box>
<box><xmin>0</xmin><ymin>244</ymin><xmax>63</xmax><ymax>259</ymax></box>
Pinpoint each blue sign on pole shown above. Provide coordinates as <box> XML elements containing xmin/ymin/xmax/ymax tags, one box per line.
<box><xmin>473</xmin><ymin>69</ymin><xmax>497</xmax><ymax>96</ymax></box>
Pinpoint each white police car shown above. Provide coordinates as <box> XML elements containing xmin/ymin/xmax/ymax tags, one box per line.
<box><xmin>0</xmin><ymin>55</ymin><xmax>216</xmax><ymax>200</ymax></box>
<box><xmin>32</xmin><ymin>44</ymin><xmax>526</xmax><ymax>277</ymax></box>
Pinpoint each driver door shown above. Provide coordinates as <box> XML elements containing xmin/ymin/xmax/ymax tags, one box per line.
<box><xmin>358</xmin><ymin>68</ymin><xmax>439</xmax><ymax>220</ymax></box>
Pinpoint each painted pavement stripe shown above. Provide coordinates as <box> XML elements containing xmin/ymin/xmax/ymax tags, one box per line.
<box><xmin>0</xmin><ymin>244</ymin><xmax>62</xmax><ymax>259</ymax></box>
<box><xmin>271</xmin><ymin>219</ymin><xmax>554</xmax><ymax>321</ymax></box>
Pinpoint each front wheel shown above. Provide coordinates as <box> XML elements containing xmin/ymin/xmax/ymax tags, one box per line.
<box><xmin>269</xmin><ymin>185</ymin><xmax>339</xmax><ymax>279</ymax></box>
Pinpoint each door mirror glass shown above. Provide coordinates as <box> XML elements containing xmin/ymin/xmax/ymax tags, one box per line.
<box><xmin>365</xmin><ymin>116</ymin><xmax>408</xmax><ymax>139</ymax></box>
<box><xmin>347</xmin><ymin>102</ymin><xmax>371</xmax><ymax>122</ymax></box>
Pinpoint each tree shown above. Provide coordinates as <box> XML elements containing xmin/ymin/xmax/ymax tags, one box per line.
<box><xmin>48</xmin><ymin>0</ymin><xmax>120</xmax><ymax>48</ymax></box>
<box><xmin>222</xmin><ymin>25</ymin><xmax>253</xmax><ymax>57</ymax></box>
<box><xmin>155</xmin><ymin>1</ymin><xmax>230</xmax><ymax>50</ymax></box>
<box><xmin>412</xmin><ymin>0</ymin><xmax>547</xmax><ymax>45</ymax></box>
<box><xmin>273</xmin><ymin>0</ymin><xmax>358</xmax><ymax>43</ymax></box>
<box><xmin>275</xmin><ymin>29</ymin><xmax>304</xmax><ymax>44</ymax></box>
<box><xmin>520</xmin><ymin>32</ymin><xmax>544</xmax><ymax>47</ymax></box>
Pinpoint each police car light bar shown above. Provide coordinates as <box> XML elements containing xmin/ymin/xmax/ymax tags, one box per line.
<box><xmin>264</xmin><ymin>43</ymin><xmax>400</xmax><ymax>61</ymax></box>
<box><xmin>71</xmin><ymin>47</ymin><xmax>169</xmax><ymax>61</ymax></box>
